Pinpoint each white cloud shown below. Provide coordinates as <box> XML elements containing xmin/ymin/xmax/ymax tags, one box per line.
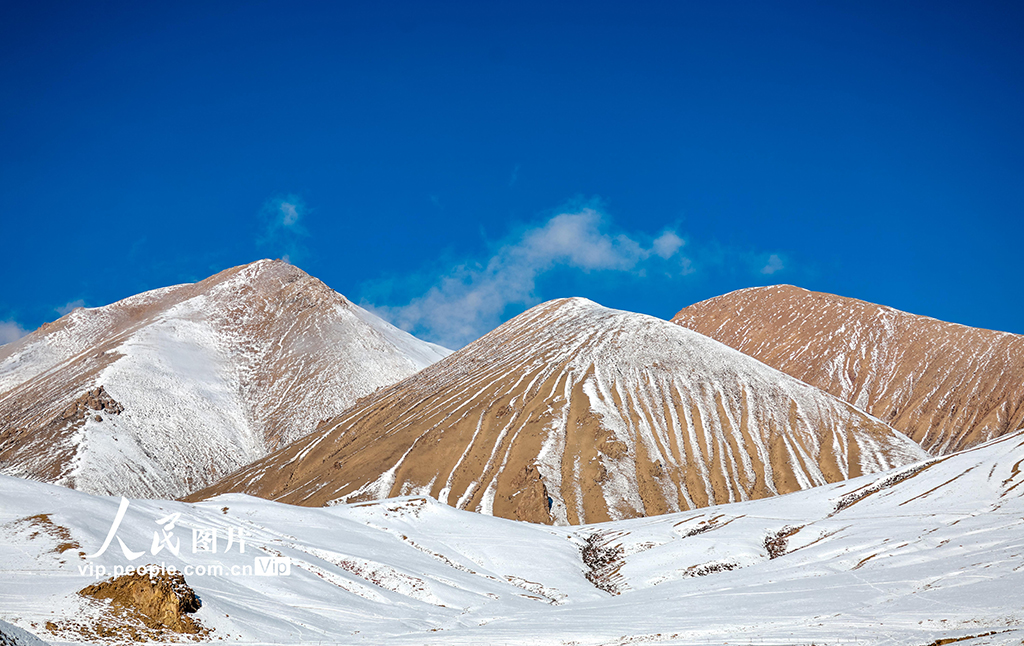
<box><xmin>55</xmin><ymin>299</ymin><xmax>85</xmax><ymax>316</ymax></box>
<box><xmin>367</xmin><ymin>208</ymin><xmax>688</xmax><ymax>349</ymax></box>
<box><xmin>0</xmin><ymin>320</ymin><xmax>28</xmax><ymax>346</ymax></box>
<box><xmin>280</xmin><ymin>202</ymin><xmax>299</xmax><ymax>226</ymax></box>
<box><xmin>652</xmin><ymin>231</ymin><xmax>684</xmax><ymax>259</ymax></box>
<box><xmin>259</xmin><ymin>195</ymin><xmax>309</xmax><ymax>263</ymax></box>
<box><xmin>761</xmin><ymin>254</ymin><xmax>784</xmax><ymax>275</ymax></box>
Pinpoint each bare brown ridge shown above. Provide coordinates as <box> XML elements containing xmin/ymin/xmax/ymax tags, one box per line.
<box><xmin>0</xmin><ymin>259</ymin><xmax>449</xmax><ymax>498</ymax></box>
<box><xmin>188</xmin><ymin>297</ymin><xmax>927</xmax><ymax>525</ymax></box>
<box><xmin>672</xmin><ymin>285</ymin><xmax>1024</xmax><ymax>454</ymax></box>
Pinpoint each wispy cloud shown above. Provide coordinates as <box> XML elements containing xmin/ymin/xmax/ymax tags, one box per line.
<box><xmin>0</xmin><ymin>320</ymin><xmax>28</xmax><ymax>346</ymax></box>
<box><xmin>55</xmin><ymin>299</ymin><xmax>85</xmax><ymax>316</ymax></box>
<box><xmin>258</xmin><ymin>194</ymin><xmax>309</xmax><ymax>264</ymax></box>
<box><xmin>365</xmin><ymin>206</ymin><xmax>689</xmax><ymax>348</ymax></box>
<box><xmin>280</xmin><ymin>201</ymin><xmax>300</xmax><ymax>226</ymax></box>
<box><xmin>652</xmin><ymin>230</ymin><xmax>685</xmax><ymax>259</ymax></box>
<box><xmin>760</xmin><ymin>254</ymin><xmax>784</xmax><ymax>275</ymax></box>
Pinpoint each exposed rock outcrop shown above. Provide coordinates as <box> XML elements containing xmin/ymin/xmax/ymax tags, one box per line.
<box><xmin>77</xmin><ymin>567</ymin><xmax>206</xmax><ymax>636</ymax></box>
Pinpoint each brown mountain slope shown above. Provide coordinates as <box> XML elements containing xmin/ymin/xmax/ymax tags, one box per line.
<box><xmin>189</xmin><ymin>297</ymin><xmax>926</xmax><ymax>525</ymax></box>
<box><xmin>672</xmin><ymin>285</ymin><xmax>1024</xmax><ymax>454</ymax></box>
<box><xmin>0</xmin><ymin>260</ymin><xmax>450</xmax><ymax>498</ymax></box>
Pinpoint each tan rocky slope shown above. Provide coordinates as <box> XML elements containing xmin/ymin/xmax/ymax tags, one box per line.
<box><xmin>189</xmin><ymin>298</ymin><xmax>927</xmax><ymax>525</ymax></box>
<box><xmin>672</xmin><ymin>285</ymin><xmax>1024</xmax><ymax>454</ymax></box>
<box><xmin>0</xmin><ymin>260</ymin><xmax>450</xmax><ymax>498</ymax></box>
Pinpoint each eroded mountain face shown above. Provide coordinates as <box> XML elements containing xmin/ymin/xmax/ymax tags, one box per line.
<box><xmin>0</xmin><ymin>260</ymin><xmax>450</xmax><ymax>499</ymax></box>
<box><xmin>189</xmin><ymin>298</ymin><xmax>927</xmax><ymax>525</ymax></box>
<box><xmin>673</xmin><ymin>285</ymin><xmax>1024</xmax><ymax>455</ymax></box>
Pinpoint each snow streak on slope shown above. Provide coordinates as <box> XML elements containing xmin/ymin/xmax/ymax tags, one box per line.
<box><xmin>2</xmin><ymin>430</ymin><xmax>1023</xmax><ymax>645</ymax></box>
<box><xmin>0</xmin><ymin>260</ymin><xmax>451</xmax><ymax>498</ymax></box>
<box><xmin>673</xmin><ymin>285</ymin><xmax>1024</xmax><ymax>454</ymax></box>
<box><xmin>191</xmin><ymin>298</ymin><xmax>926</xmax><ymax>525</ymax></box>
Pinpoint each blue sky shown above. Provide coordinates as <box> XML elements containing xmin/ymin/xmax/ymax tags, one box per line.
<box><xmin>2</xmin><ymin>1</ymin><xmax>1022</xmax><ymax>348</ymax></box>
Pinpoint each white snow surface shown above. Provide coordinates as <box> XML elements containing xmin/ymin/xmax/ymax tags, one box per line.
<box><xmin>2</xmin><ymin>429</ymin><xmax>1022</xmax><ymax>645</ymax></box>
<box><xmin>67</xmin><ymin>296</ymin><xmax>264</xmax><ymax>498</ymax></box>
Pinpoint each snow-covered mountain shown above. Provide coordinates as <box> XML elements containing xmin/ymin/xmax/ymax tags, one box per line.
<box><xmin>189</xmin><ymin>298</ymin><xmax>926</xmax><ymax>524</ymax></box>
<box><xmin>0</xmin><ymin>260</ymin><xmax>450</xmax><ymax>499</ymax></box>
<box><xmin>1</xmin><ymin>428</ymin><xmax>1021</xmax><ymax>645</ymax></box>
<box><xmin>673</xmin><ymin>285</ymin><xmax>1024</xmax><ymax>454</ymax></box>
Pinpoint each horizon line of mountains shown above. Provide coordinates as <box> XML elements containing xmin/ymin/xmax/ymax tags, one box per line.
<box><xmin>1</xmin><ymin>259</ymin><xmax>1021</xmax><ymax>525</ymax></box>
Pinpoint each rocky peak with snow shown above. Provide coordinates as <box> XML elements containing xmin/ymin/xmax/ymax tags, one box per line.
<box><xmin>0</xmin><ymin>259</ymin><xmax>450</xmax><ymax>499</ymax></box>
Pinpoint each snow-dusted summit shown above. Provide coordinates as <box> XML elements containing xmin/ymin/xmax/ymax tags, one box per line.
<box><xmin>0</xmin><ymin>260</ymin><xmax>450</xmax><ymax>499</ymax></box>
<box><xmin>191</xmin><ymin>297</ymin><xmax>926</xmax><ymax>524</ymax></box>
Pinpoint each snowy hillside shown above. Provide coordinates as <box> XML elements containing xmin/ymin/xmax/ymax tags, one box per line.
<box><xmin>190</xmin><ymin>298</ymin><xmax>926</xmax><ymax>524</ymax></box>
<box><xmin>0</xmin><ymin>260</ymin><xmax>450</xmax><ymax>499</ymax></box>
<box><xmin>674</xmin><ymin>285</ymin><xmax>1024</xmax><ymax>454</ymax></box>
<box><xmin>0</xmin><ymin>620</ymin><xmax>50</xmax><ymax>646</ymax></box>
<box><xmin>1</xmin><ymin>429</ymin><xmax>1021</xmax><ymax>645</ymax></box>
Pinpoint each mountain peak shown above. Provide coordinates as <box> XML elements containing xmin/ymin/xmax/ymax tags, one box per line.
<box><xmin>674</xmin><ymin>286</ymin><xmax>1024</xmax><ymax>453</ymax></box>
<box><xmin>191</xmin><ymin>296</ymin><xmax>926</xmax><ymax>524</ymax></box>
<box><xmin>0</xmin><ymin>263</ymin><xmax>450</xmax><ymax>499</ymax></box>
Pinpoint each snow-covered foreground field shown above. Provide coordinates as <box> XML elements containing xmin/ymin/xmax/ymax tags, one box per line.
<box><xmin>2</xmin><ymin>431</ymin><xmax>1023</xmax><ymax>646</ymax></box>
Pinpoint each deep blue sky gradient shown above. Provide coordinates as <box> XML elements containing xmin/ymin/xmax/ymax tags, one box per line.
<box><xmin>2</xmin><ymin>1</ymin><xmax>1022</xmax><ymax>345</ymax></box>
